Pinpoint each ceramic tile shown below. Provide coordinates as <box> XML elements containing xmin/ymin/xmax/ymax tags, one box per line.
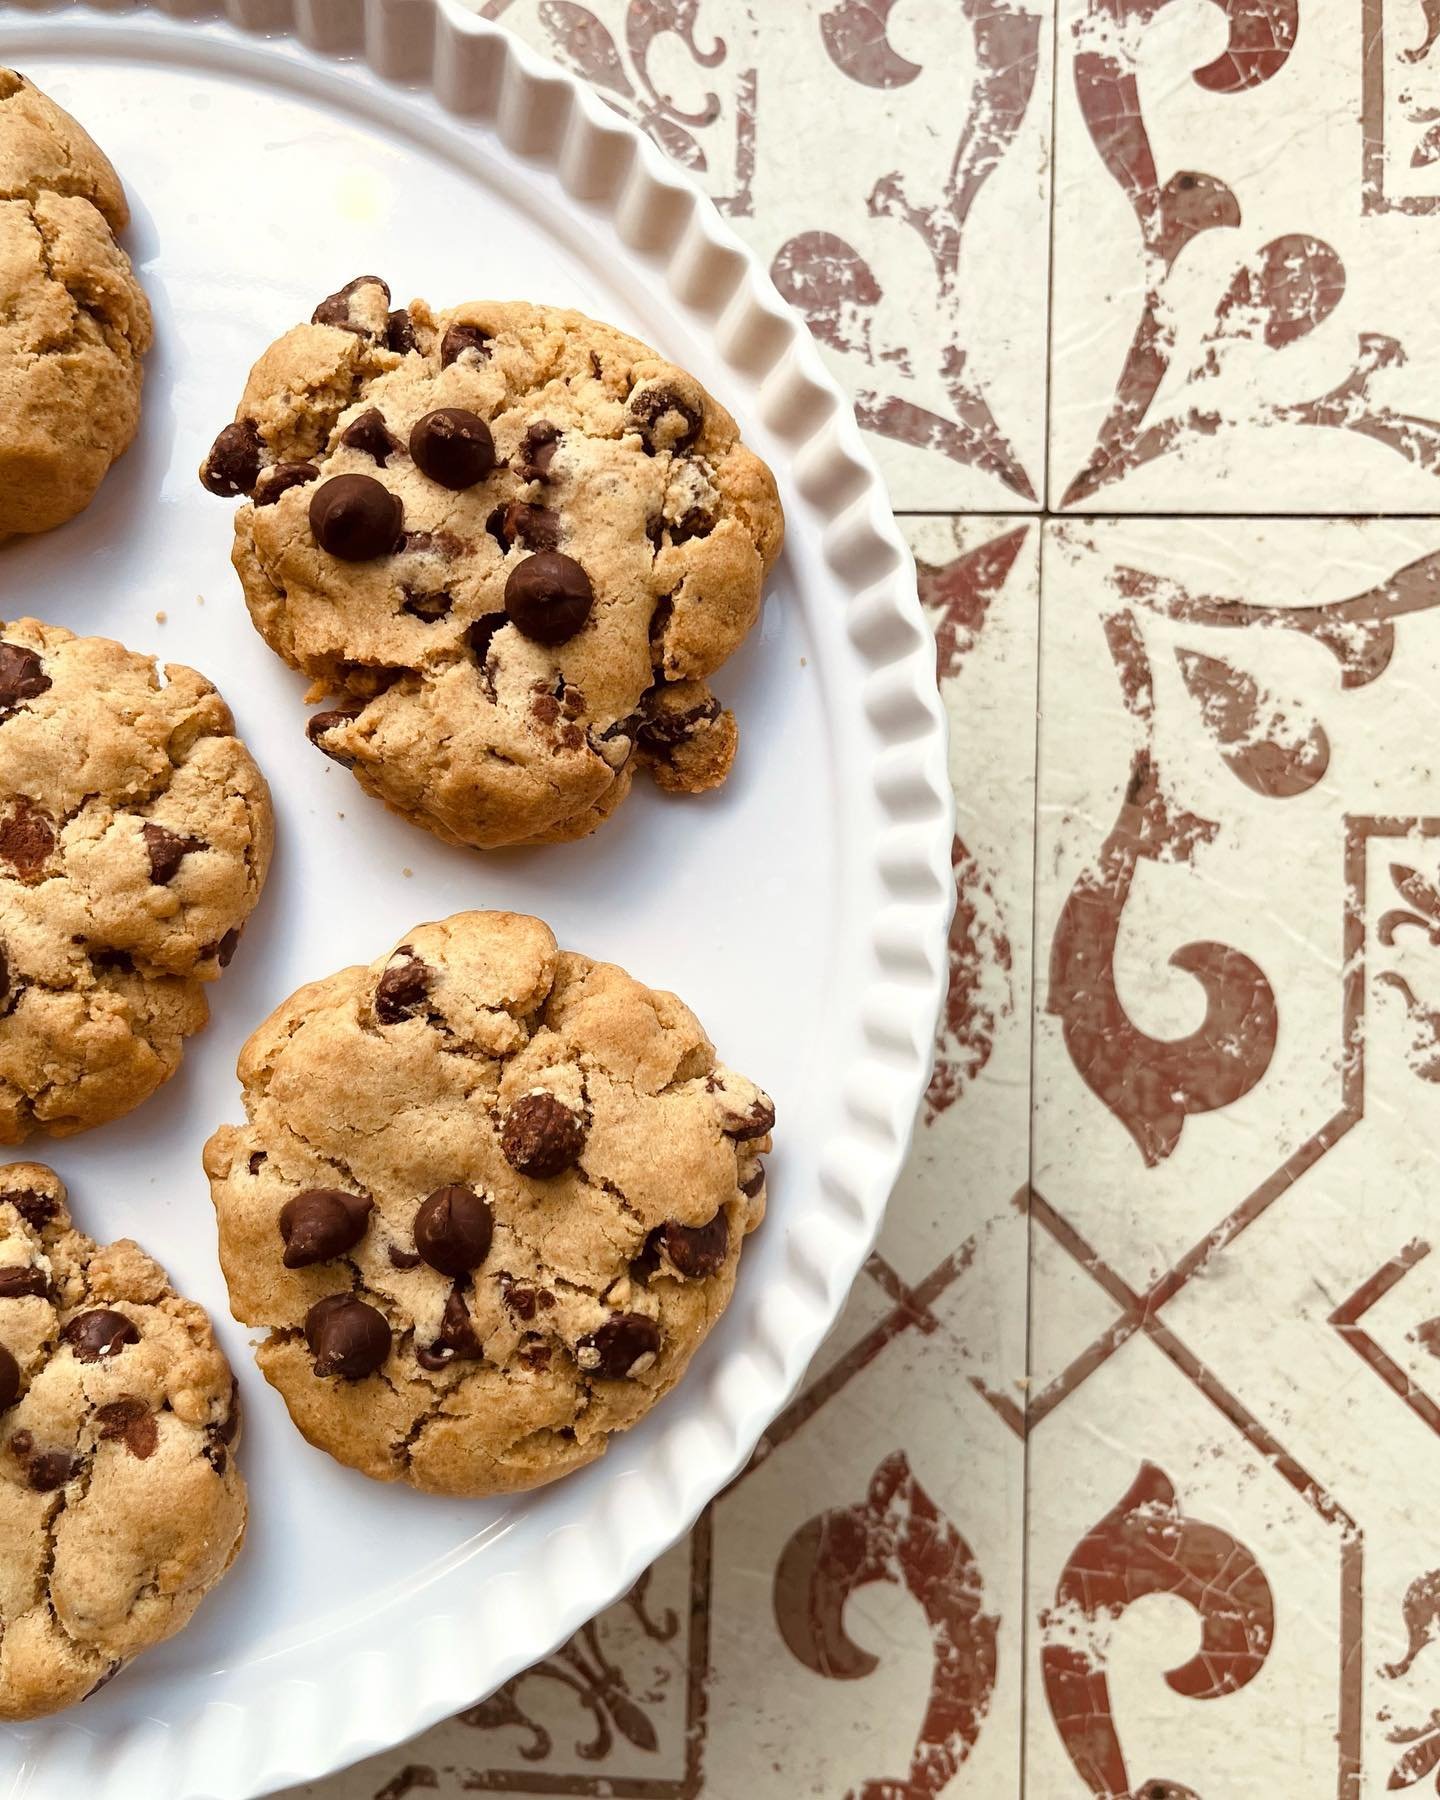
<box><xmin>1049</xmin><ymin>0</ymin><xmax>1440</xmax><ymax>512</ymax></box>
<box><xmin>473</xmin><ymin>0</ymin><xmax>1055</xmax><ymax>511</ymax></box>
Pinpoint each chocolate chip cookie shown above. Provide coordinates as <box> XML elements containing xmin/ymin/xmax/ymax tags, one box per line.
<box><xmin>0</xmin><ymin>1162</ymin><xmax>246</xmax><ymax>1719</ymax></box>
<box><xmin>203</xmin><ymin>910</ymin><xmax>772</xmax><ymax>1497</ymax></box>
<box><xmin>0</xmin><ymin>619</ymin><xmax>273</xmax><ymax>1141</ymax></box>
<box><xmin>0</xmin><ymin>71</ymin><xmax>152</xmax><ymax>536</ymax></box>
<box><xmin>200</xmin><ymin>280</ymin><xmax>783</xmax><ymax>849</ymax></box>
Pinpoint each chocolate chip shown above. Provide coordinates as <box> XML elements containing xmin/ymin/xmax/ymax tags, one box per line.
<box><xmin>410</xmin><ymin>408</ymin><xmax>495</xmax><ymax>490</ymax></box>
<box><xmin>278</xmin><ymin>1188</ymin><xmax>373</xmax><ymax>1269</ymax></box>
<box><xmin>375</xmin><ymin>951</ymin><xmax>430</xmax><ymax>1023</ymax></box>
<box><xmin>576</xmin><ymin>1313</ymin><xmax>661</xmax><ymax>1380</ymax></box>
<box><xmin>635</xmin><ymin>694</ymin><xmax>721</xmax><ymax>753</ymax></box>
<box><xmin>196</xmin><ymin>927</ymin><xmax>242</xmax><ymax>967</ymax></box>
<box><xmin>254</xmin><ymin>461</ymin><xmax>320</xmax><ymax>506</ymax></box>
<box><xmin>0</xmin><ymin>946</ymin><xmax>10</xmax><ymax>1008</ymax></box>
<box><xmin>142</xmin><ymin>821</ymin><xmax>203</xmax><ymax>885</ymax></box>
<box><xmin>518</xmin><ymin>420</ymin><xmax>562</xmax><ymax>482</ymax></box>
<box><xmin>306</xmin><ymin>707</ymin><xmax>362</xmax><ymax>765</ymax></box>
<box><xmin>627</xmin><ymin>382</ymin><xmax>703</xmax><ymax>455</ymax></box>
<box><xmin>27</xmin><ymin>1448</ymin><xmax>78</xmax><ymax>1491</ymax></box>
<box><xmin>388</xmin><ymin>1245</ymin><xmax>421</xmax><ymax>1270</ymax></box>
<box><xmin>466</xmin><ymin>614</ymin><xmax>507</xmax><ymax>669</ymax></box>
<box><xmin>440</xmin><ymin>322</ymin><xmax>492</xmax><ymax>366</ymax></box>
<box><xmin>203</xmin><ymin>1431</ymin><xmax>228</xmax><ymax>1475</ymax></box>
<box><xmin>402</xmin><ymin>589</ymin><xmax>453</xmax><ymax>622</ymax></box>
<box><xmin>0</xmin><ymin>643</ymin><xmax>50</xmax><ymax>715</ymax></box>
<box><xmin>62</xmin><ymin>1310</ymin><xmax>139</xmax><ymax>1363</ymax></box>
<box><xmin>201</xmin><ymin>419</ymin><xmax>263</xmax><ymax>497</ymax></box>
<box><xmin>502</xmin><ymin>1280</ymin><xmax>556</xmax><ymax>1322</ymax></box>
<box><xmin>217</xmin><ymin>1379</ymin><xmax>241</xmax><ymax>1443</ymax></box>
<box><xmin>312</xmin><ymin>275</ymin><xmax>390</xmax><ymax>332</ymax></box>
<box><xmin>501</xmin><ymin>1091</ymin><xmax>587</xmax><ymax>1178</ymax></box>
<box><xmin>0</xmin><ymin>801</ymin><xmax>53</xmax><ymax>881</ymax></box>
<box><xmin>740</xmin><ymin>1165</ymin><xmax>765</xmax><ymax>1199</ymax></box>
<box><xmin>387</xmin><ymin>308</ymin><xmax>418</xmax><ymax>354</ymax></box>
<box><xmin>414</xmin><ymin>1186</ymin><xmax>493</xmax><ymax>1277</ymax></box>
<box><xmin>6</xmin><ymin>1189</ymin><xmax>52</xmax><ymax>1228</ymax></box>
<box><xmin>0</xmin><ymin>1345</ymin><xmax>18</xmax><ymax>1410</ymax></box>
<box><xmin>305</xmin><ymin>1293</ymin><xmax>390</xmax><ymax>1379</ymax></box>
<box><xmin>309</xmin><ymin>474</ymin><xmax>404</xmax><ymax>561</ymax></box>
<box><xmin>341</xmin><ymin>409</ymin><xmax>399</xmax><ymax>466</ymax></box>
<box><xmin>439</xmin><ymin>1286</ymin><xmax>482</xmax><ymax>1358</ymax></box>
<box><xmin>486</xmin><ymin>502</ymin><xmax>560</xmax><ymax>554</ymax></box>
<box><xmin>521</xmin><ymin>1343</ymin><xmax>553</xmax><ymax>1371</ymax></box>
<box><xmin>718</xmin><ymin>1094</ymin><xmax>776</xmax><ymax>1140</ymax></box>
<box><xmin>95</xmin><ymin>1397</ymin><xmax>157</xmax><ymax>1460</ymax></box>
<box><xmin>504</xmin><ymin>552</ymin><xmax>594</xmax><ymax>646</ymax></box>
<box><xmin>0</xmin><ymin>1266</ymin><xmax>47</xmax><ymax>1299</ymax></box>
<box><xmin>655</xmin><ymin>1213</ymin><xmax>729</xmax><ymax>1278</ymax></box>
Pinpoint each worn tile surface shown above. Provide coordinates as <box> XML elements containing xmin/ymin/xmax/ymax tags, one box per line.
<box><xmin>289</xmin><ymin>1</ymin><xmax>1440</xmax><ymax>1796</ymax></box>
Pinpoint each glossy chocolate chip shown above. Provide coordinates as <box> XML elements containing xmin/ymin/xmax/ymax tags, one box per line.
<box><xmin>201</xmin><ymin>419</ymin><xmax>262</xmax><ymax>497</ymax></box>
<box><xmin>410</xmin><ymin>408</ymin><xmax>495</xmax><ymax>490</ymax></box>
<box><xmin>518</xmin><ymin>420</ymin><xmax>562</xmax><ymax>481</ymax></box>
<box><xmin>577</xmin><ymin>1313</ymin><xmax>661</xmax><ymax>1380</ymax></box>
<box><xmin>62</xmin><ymin>1309</ymin><xmax>139</xmax><ymax>1363</ymax></box>
<box><xmin>278</xmin><ymin>1189</ymin><xmax>373</xmax><ymax>1269</ymax></box>
<box><xmin>504</xmin><ymin>552</ymin><xmax>594</xmax><ymax>646</ymax></box>
<box><xmin>402</xmin><ymin>589</ymin><xmax>453</xmax><ymax>622</ymax></box>
<box><xmin>27</xmin><ymin>1448</ymin><xmax>78</xmax><ymax>1491</ymax></box>
<box><xmin>142</xmin><ymin>821</ymin><xmax>203</xmax><ymax>885</ymax></box>
<box><xmin>305</xmin><ymin>1293</ymin><xmax>390</xmax><ymax>1379</ymax></box>
<box><xmin>254</xmin><ymin>461</ymin><xmax>320</xmax><ymax>506</ymax></box>
<box><xmin>414</xmin><ymin>1186</ymin><xmax>493</xmax><ymax>1277</ymax></box>
<box><xmin>439</xmin><ymin>1287</ymin><xmax>482</xmax><ymax>1357</ymax></box>
<box><xmin>440</xmin><ymin>322</ymin><xmax>492</xmax><ymax>366</ymax></box>
<box><xmin>309</xmin><ymin>474</ymin><xmax>403</xmax><ymax>561</ymax></box>
<box><xmin>501</xmin><ymin>1091</ymin><xmax>587</xmax><ymax>1178</ymax></box>
<box><xmin>656</xmin><ymin>1212</ymin><xmax>729</xmax><ymax>1278</ymax></box>
<box><xmin>388</xmin><ymin>1245</ymin><xmax>421</xmax><ymax>1271</ymax></box>
<box><xmin>386</xmin><ymin>308</ymin><xmax>418</xmax><ymax>354</ymax></box>
<box><xmin>0</xmin><ymin>1345</ymin><xmax>18</xmax><ymax>1411</ymax></box>
<box><xmin>486</xmin><ymin>501</ymin><xmax>560</xmax><ymax>554</ymax></box>
<box><xmin>95</xmin><ymin>1397</ymin><xmax>157</xmax><ymax>1460</ymax></box>
<box><xmin>306</xmin><ymin>707</ymin><xmax>361</xmax><ymax>765</ymax></box>
<box><xmin>0</xmin><ymin>1266</ymin><xmax>47</xmax><ymax>1299</ymax></box>
<box><xmin>0</xmin><ymin>643</ymin><xmax>50</xmax><ymax>714</ymax></box>
<box><xmin>375</xmin><ymin>952</ymin><xmax>430</xmax><ymax>1023</ymax></box>
<box><xmin>341</xmin><ymin>409</ymin><xmax>399</xmax><ymax>466</ymax></box>
<box><xmin>311</xmin><ymin>275</ymin><xmax>390</xmax><ymax>331</ymax></box>
<box><xmin>626</xmin><ymin>382</ymin><xmax>703</xmax><ymax>454</ymax></box>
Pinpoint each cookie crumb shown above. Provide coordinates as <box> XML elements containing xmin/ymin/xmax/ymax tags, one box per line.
<box><xmin>402</xmin><ymin>867</ymin><xmax>413</xmax><ymax>878</ymax></box>
<box><xmin>154</xmin><ymin>610</ymin><xmax>166</xmax><ymax>624</ymax></box>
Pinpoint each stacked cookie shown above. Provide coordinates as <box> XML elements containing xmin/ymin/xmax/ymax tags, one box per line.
<box><xmin>0</xmin><ymin>71</ymin><xmax>782</xmax><ymax>1719</ymax></box>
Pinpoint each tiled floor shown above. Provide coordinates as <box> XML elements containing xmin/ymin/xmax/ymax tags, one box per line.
<box><xmin>292</xmin><ymin>2</ymin><xmax>1440</xmax><ymax>1796</ymax></box>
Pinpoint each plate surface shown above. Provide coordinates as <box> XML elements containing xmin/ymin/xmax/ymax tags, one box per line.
<box><xmin>0</xmin><ymin>3</ymin><xmax>951</xmax><ymax>1794</ymax></box>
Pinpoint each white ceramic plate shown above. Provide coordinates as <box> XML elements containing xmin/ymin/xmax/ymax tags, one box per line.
<box><xmin>0</xmin><ymin>3</ymin><xmax>951</xmax><ymax>1794</ymax></box>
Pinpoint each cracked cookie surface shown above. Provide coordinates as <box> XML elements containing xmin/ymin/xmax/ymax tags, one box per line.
<box><xmin>0</xmin><ymin>70</ymin><xmax>152</xmax><ymax>537</ymax></box>
<box><xmin>204</xmin><ymin>910</ymin><xmax>772</xmax><ymax>1497</ymax></box>
<box><xmin>0</xmin><ymin>619</ymin><xmax>274</xmax><ymax>1141</ymax></box>
<box><xmin>200</xmin><ymin>280</ymin><xmax>783</xmax><ymax>849</ymax></box>
<box><xmin>0</xmin><ymin>1161</ymin><xmax>246</xmax><ymax>1719</ymax></box>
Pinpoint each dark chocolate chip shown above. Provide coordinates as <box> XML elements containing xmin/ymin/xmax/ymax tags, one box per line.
<box><xmin>27</xmin><ymin>1448</ymin><xmax>78</xmax><ymax>1491</ymax></box>
<box><xmin>719</xmin><ymin>1094</ymin><xmax>776</xmax><ymax>1140</ymax></box>
<box><xmin>306</xmin><ymin>707</ymin><xmax>362</xmax><ymax>765</ymax></box>
<box><xmin>577</xmin><ymin>1313</ymin><xmax>661</xmax><ymax>1380</ymax></box>
<box><xmin>142</xmin><ymin>821</ymin><xmax>203</xmax><ymax>885</ymax></box>
<box><xmin>341</xmin><ymin>409</ymin><xmax>399</xmax><ymax>466</ymax></box>
<box><xmin>439</xmin><ymin>1286</ymin><xmax>482</xmax><ymax>1358</ymax></box>
<box><xmin>375</xmin><ymin>951</ymin><xmax>430</xmax><ymax>1024</ymax></box>
<box><xmin>62</xmin><ymin>1309</ymin><xmax>139</xmax><ymax>1363</ymax></box>
<box><xmin>655</xmin><ymin>1212</ymin><xmax>729</xmax><ymax>1278</ymax></box>
<box><xmin>409</xmin><ymin>408</ymin><xmax>495</xmax><ymax>490</ymax></box>
<box><xmin>740</xmin><ymin>1165</ymin><xmax>766</xmax><ymax>1199</ymax></box>
<box><xmin>95</xmin><ymin>1397</ymin><xmax>157</xmax><ymax>1460</ymax></box>
<box><xmin>386</xmin><ymin>308</ymin><xmax>418</xmax><ymax>354</ymax></box>
<box><xmin>388</xmin><ymin>1245</ymin><xmax>421</xmax><ymax>1270</ymax></box>
<box><xmin>217</xmin><ymin>1379</ymin><xmax>241</xmax><ymax>1443</ymax></box>
<box><xmin>504</xmin><ymin>552</ymin><xmax>594</xmax><ymax>646</ymax></box>
<box><xmin>0</xmin><ymin>945</ymin><xmax>10</xmax><ymax>1008</ymax></box>
<box><xmin>201</xmin><ymin>419</ymin><xmax>263</xmax><ymax>497</ymax></box>
<box><xmin>626</xmin><ymin>382</ymin><xmax>703</xmax><ymax>454</ymax></box>
<box><xmin>501</xmin><ymin>1091</ymin><xmax>587</xmax><ymax>1178</ymax></box>
<box><xmin>7</xmin><ymin>1189</ymin><xmax>54</xmax><ymax>1227</ymax></box>
<box><xmin>309</xmin><ymin>474</ymin><xmax>404</xmax><ymax>561</ymax></box>
<box><xmin>401</xmin><ymin>589</ymin><xmax>453</xmax><ymax>622</ymax></box>
<box><xmin>0</xmin><ymin>644</ymin><xmax>50</xmax><ymax>715</ymax></box>
<box><xmin>518</xmin><ymin>420</ymin><xmax>562</xmax><ymax>482</ymax></box>
<box><xmin>635</xmin><ymin>695</ymin><xmax>721</xmax><ymax>753</ymax></box>
<box><xmin>312</xmin><ymin>275</ymin><xmax>390</xmax><ymax>331</ymax></box>
<box><xmin>440</xmin><ymin>322</ymin><xmax>492</xmax><ymax>366</ymax></box>
<box><xmin>414</xmin><ymin>1186</ymin><xmax>493</xmax><ymax>1277</ymax></box>
<box><xmin>197</xmin><ymin>926</ymin><xmax>242</xmax><ymax>968</ymax></box>
<box><xmin>0</xmin><ymin>801</ymin><xmax>53</xmax><ymax>881</ymax></box>
<box><xmin>502</xmin><ymin>1280</ymin><xmax>556</xmax><ymax>1322</ymax></box>
<box><xmin>0</xmin><ymin>1266</ymin><xmax>47</xmax><ymax>1299</ymax></box>
<box><xmin>304</xmin><ymin>1293</ymin><xmax>390</xmax><ymax>1379</ymax></box>
<box><xmin>254</xmin><ymin>461</ymin><xmax>320</xmax><ymax>506</ymax></box>
<box><xmin>278</xmin><ymin>1188</ymin><xmax>373</xmax><ymax>1269</ymax></box>
<box><xmin>203</xmin><ymin>1430</ymin><xmax>228</xmax><ymax>1475</ymax></box>
<box><xmin>0</xmin><ymin>1345</ymin><xmax>18</xmax><ymax>1410</ymax></box>
<box><xmin>486</xmin><ymin>501</ymin><xmax>560</xmax><ymax>554</ymax></box>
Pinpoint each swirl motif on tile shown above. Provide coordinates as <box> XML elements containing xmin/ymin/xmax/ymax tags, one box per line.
<box><xmin>773</xmin><ymin>1449</ymin><xmax>1000</xmax><ymax>1798</ymax></box>
<box><xmin>1041</xmin><ymin>1462</ymin><xmax>1274</xmax><ymax>1799</ymax></box>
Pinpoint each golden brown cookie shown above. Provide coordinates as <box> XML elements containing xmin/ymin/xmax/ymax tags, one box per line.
<box><xmin>0</xmin><ymin>70</ymin><xmax>152</xmax><ymax>537</ymax></box>
<box><xmin>0</xmin><ymin>1162</ymin><xmax>246</xmax><ymax>1720</ymax></box>
<box><xmin>0</xmin><ymin>619</ymin><xmax>273</xmax><ymax>1141</ymax></box>
<box><xmin>200</xmin><ymin>280</ymin><xmax>783</xmax><ymax>849</ymax></box>
<box><xmin>204</xmin><ymin>910</ymin><xmax>772</xmax><ymax>1497</ymax></box>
